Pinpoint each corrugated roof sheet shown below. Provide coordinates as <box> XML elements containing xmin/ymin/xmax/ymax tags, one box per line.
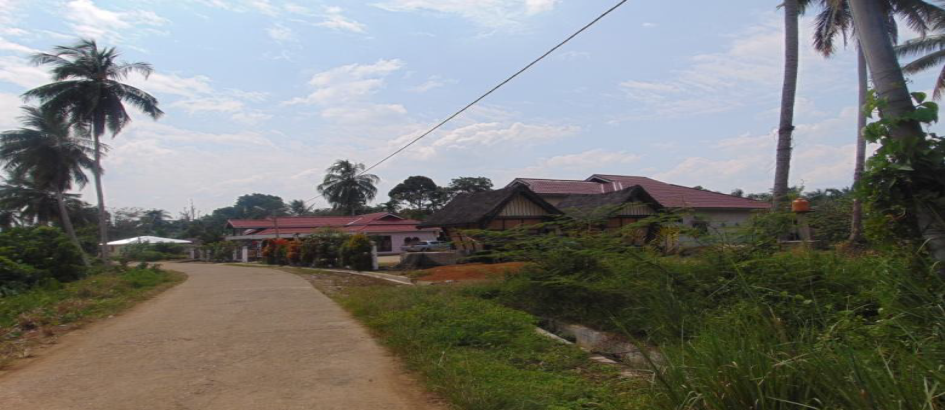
<box><xmin>588</xmin><ymin>175</ymin><xmax>770</xmax><ymax>209</ymax></box>
<box><xmin>509</xmin><ymin>175</ymin><xmax>768</xmax><ymax>209</ymax></box>
<box><xmin>227</xmin><ymin>212</ymin><xmax>433</xmax><ymax>237</ymax></box>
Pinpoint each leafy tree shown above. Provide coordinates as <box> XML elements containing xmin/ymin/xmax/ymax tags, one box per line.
<box><xmin>24</xmin><ymin>39</ymin><xmax>163</xmax><ymax>261</ymax></box>
<box><xmin>812</xmin><ymin>0</ymin><xmax>943</xmax><ymax>243</ymax></box>
<box><xmin>140</xmin><ymin>209</ymin><xmax>171</xmax><ymax>236</ymax></box>
<box><xmin>0</xmin><ymin>106</ymin><xmax>94</xmax><ymax>265</ymax></box>
<box><xmin>317</xmin><ymin>160</ymin><xmax>379</xmax><ymax>216</ymax></box>
<box><xmin>772</xmin><ymin>0</ymin><xmax>801</xmax><ymax>210</ymax></box>
<box><xmin>730</xmin><ymin>189</ymin><xmax>745</xmax><ymax>198</ymax></box>
<box><xmin>234</xmin><ymin>193</ymin><xmax>287</xmax><ymax>218</ymax></box>
<box><xmin>288</xmin><ymin>199</ymin><xmax>310</xmax><ymax>216</ymax></box>
<box><xmin>0</xmin><ymin>226</ymin><xmax>87</xmax><ymax>283</ymax></box>
<box><xmin>448</xmin><ymin>177</ymin><xmax>493</xmax><ymax>194</ymax></box>
<box><xmin>850</xmin><ymin>0</ymin><xmax>945</xmax><ymax>272</ymax></box>
<box><xmin>389</xmin><ymin>176</ymin><xmax>440</xmax><ymax>212</ymax></box>
<box><xmin>0</xmin><ymin>173</ymin><xmax>86</xmax><ymax>227</ymax></box>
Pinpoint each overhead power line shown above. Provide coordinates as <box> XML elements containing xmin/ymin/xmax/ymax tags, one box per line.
<box><xmin>305</xmin><ymin>0</ymin><xmax>629</xmax><ymax>209</ymax></box>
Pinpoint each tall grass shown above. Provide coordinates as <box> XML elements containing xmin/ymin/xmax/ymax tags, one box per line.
<box><xmin>340</xmin><ymin>286</ymin><xmax>644</xmax><ymax>410</ymax></box>
<box><xmin>472</xmin><ymin>221</ymin><xmax>945</xmax><ymax>409</ymax></box>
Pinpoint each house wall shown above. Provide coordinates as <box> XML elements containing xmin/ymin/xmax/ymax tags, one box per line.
<box><xmin>668</xmin><ymin>209</ymin><xmax>757</xmax><ymax>249</ymax></box>
<box><xmin>386</xmin><ymin>231</ymin><xmax>439</xmax><ymax>255</ymax></box>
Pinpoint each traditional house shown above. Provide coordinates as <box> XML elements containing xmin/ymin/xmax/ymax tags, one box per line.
<box><xmin>225</xmin><ymin>212</ymin><xmax>439</xmax><ymax>256</ymax></box>
<box><xmin>509</xmin><ymin>174</ymin><xmax>769</xmax><ymax>233</ymax></box>
<box><xmin>417</xmin><ymin>185</ymin><xmax>562</xmax><ymax>252</ymax></box>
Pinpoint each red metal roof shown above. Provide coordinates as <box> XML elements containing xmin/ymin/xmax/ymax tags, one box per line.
<box><xmin>512</xmin><ymin>178</ymin><xmax>608</xmax><ymax>195</ymax></box>
<box><xmin>510</xmin><ymin>175</ymin><xmax>769</xmax><ymax>209</ymax></box>
<box><xmin>227</xmin><ymin>212</ymin><xmax>436</xmax><ymax>237</ymax></box>
<box><xmin>588</xmin><ymin>175</ymin><xmax>770</xmax><ymax>209</ymax></box>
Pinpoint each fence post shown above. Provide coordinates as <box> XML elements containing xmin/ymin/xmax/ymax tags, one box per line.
<box><xmin>371</xmin><ymin>245</ymin><xmax>378</xmax><ymax>271</ymax></box>
<box><xmin>242</xmin><ymin>246</ymin><xmax>249</xmax><ymax>263</ymax></box>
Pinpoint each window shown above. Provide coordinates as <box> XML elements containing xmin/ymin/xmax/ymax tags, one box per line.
<box><xmin>691</xmin><ymin>217</ymin><xmax>709</xmax><ymax>235</ymax></box>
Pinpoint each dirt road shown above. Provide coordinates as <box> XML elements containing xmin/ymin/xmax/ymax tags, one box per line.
<box><xmin>0</xmin><ymin>263</ymin><xmax>442</xmax><ymax>410</ymax></box>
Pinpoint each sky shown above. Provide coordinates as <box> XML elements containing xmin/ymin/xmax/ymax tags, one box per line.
<box><xmin>0</xmin><ymin>0</ymin><xmax>941</xmax><ymax>216</ymax></box>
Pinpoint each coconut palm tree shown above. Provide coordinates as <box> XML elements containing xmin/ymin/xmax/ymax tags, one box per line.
<box><xmin>0</xmin><ymin>106</ymin><xmax>96</xmax><ymax>266</ymax></box>
<box><xmin>849</xmin><ymin>0</ymin><xmax>945</xmax><ymax>271</ymax></box>
<box><xmin>773</xmin><ymin>0</ymin><xmax>803</xmax><ymax>211</ymax></box>
<box><xmin>288</xmin><ymin>199</ymin><xmax>309</xmax><ymax>216</ymax></box>
<box><xmin>0</xmin><ymin>173</ymin><xmax>87</xmax><ymax>226</ymax></box>
<box><xmin>317</xmin><ymin>160</ymin><xmax>379</xmax><ymax>216</ymax></box>
<box><xmin>812</xmin><ymin>0</ymin><xmax>944</xmax><ymax>243</ymax></box>
<box><xmin>895</xmin><ymin>20</ymin><xmax>945</xmax><ymax>98</ymax></box>
<box><xmin>23</xmin><ymin>39</ymin><xmax>163</xmax><ymax>261</ymax></box>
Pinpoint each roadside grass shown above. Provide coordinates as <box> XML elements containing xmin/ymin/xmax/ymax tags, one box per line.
<box><xmin>0</xmin><ymin>266</ymin><xmax>185</xmax><ymax>367</ymax></box>
<box><xmin>338</xmin><ymin>285</ymin><xmax>648</xmax><ymax>410</ymax></box>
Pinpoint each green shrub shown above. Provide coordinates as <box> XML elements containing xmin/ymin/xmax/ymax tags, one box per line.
<box><xmin>341</xmin><ymin>287</ymin><xmax>639</xmax><ymax>410</ymax></box>
<box><xmin>341</xmin><ymin>234</ymin><xmax>373</xmax><ymax>271</ymax></box>
<box><xmin>0</xmin><ymin>227</ymin><xmax>86</xmax><ymax>285</ymax></box>
<box><xmin>0</xmin><ymin>256</ymin><xmax>37</xmax><ymax>296</ymax></box>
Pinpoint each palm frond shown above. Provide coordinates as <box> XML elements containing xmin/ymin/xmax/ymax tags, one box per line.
<box><xmin>902</xmin><ymin>48</ymin><xmax>945</xmax><ymax>73</ymax></box>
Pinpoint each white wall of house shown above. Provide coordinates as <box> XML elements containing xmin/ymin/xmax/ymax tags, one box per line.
<box><xmin>671</xmin><ymin>209</ymin><xmax>759</xmax><ymax>248</ymax></box>
<box><xmin>384</xmin><ymin>231</ymin><xmax>439</xmax><ymax>255</ymax></box>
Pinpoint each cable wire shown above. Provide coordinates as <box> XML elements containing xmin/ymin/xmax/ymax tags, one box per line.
<box><xmin>305</xmin><ymin>0</ymin><xmax>628</xmax><ymax>209</ymax></box>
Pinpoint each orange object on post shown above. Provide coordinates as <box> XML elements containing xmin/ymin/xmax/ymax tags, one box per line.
<box><xmin>792</xmin><ymin>198</ymin><xmax>811</xmax><ymax>213</ymax></box>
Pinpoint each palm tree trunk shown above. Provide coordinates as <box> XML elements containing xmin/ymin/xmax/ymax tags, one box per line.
<box><xmin>55</xmin><ymin>188</ymin><xmax>90</xmax><ymax>267</ymax></box>
<box><xmin>850</xmin><ymin>0</ymin><xmax>945</xmax><ymax>274</ymax></box>
<box><xmin>91</xmin><ymin>114</ymin><xmax>110</xmax><ymax>262</ymax></box>
<box><xmin>773</xmin><ymin>0</ymin><xmax>800</xmax><ymax>210</ymax></box>
<box><xmin>849</xmin><ymin>45</ymin><xmax>868</xmax><ymax>243</ymax></box>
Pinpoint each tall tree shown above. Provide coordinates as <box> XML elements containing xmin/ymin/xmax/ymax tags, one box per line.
<box><xmin>317</xmin><ymin>160</ymin><xmax>379</xmax><ymax>216</ymax></box>
<box><xmin>288</xmin><ymin>199</ymin><xmax>309</xmax><ymax>216</ymax></box>
<box><xmin>0</xmin><ymin>106</ymin><xmax>94</xmax><ymax>266</ymax></box>
<box><xmin>895</xmin><ymin>23</ymin><xmax>945</xmax><ymax>98</ymax></box>
<box><xmin>0</xmin><ymin>173</ymin><xmax>86</xmax><ymax>228</ymax></box>
<box><xmin>389</xmin><ymin>176</ymin><xmax>441</xmax><ymax>212</ymax></box>
<box><xmin>448</xmin><ymin>177</ymin><xmax>494</xmax><ymax>194</ymax></box>
<box><xmin>849</xmin><ymin>0</ymin><xmax>945</xmax><ymax>270</ymax></box>
<box><xmin>812</xmin><ymin>0</ymin><xmax>943</xmax><ymax>243</ymax></box>
<box><xmin>24</xmin><ymin>39</ymin><xmax>163</xmax><ymax>261</ymax></box>
<box><xmin>773</xmin><ymin>0</ymin><xmax>802</xmax><ymax>210</ymax></box>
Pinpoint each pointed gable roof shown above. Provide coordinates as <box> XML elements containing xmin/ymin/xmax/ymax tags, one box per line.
<box><xmin>418</xmin><ymin>184</ymin><xmax>561</xmax><ymax>228</ymax></box>
<box><xmin>587</xmin><ymin>175</ymin><xmax>769</xmax><ymax>209</ymax></box>
<box><xmin>556</xmin><ymin>185</ymin><xmax>662</xmax><ymax>214</ymax></box>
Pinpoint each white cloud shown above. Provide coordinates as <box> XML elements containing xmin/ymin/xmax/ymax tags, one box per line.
<box><xmin>525</xmin><ymin>0</ymin><xmax>558</xmax><ymax>15</ymax></box>
<box><xmin>374</xmin><ymin>0</ymin><xmax>558</xmax><ymax>27</ymax></box>
<box><xmin>267</xmin><ymin>23</ymin><xmax>295</xmax><ymax>42</ymax></box>
<box><xmin>642</xmin><ymin>22</ymin><xmax>657</xmax><ymax>28</ymax></box>
<box><xmin>127</xmin><ymin>71</ymin><xmax>271</xmax><ymax>124</ymax></box>
<box><xmin>531</xmin><ymin>149</ymin><xmax>639</xmax><ymax>171</ymax></box>
<box><xmin>408</xmin><ymin>75</ymin><xmax>454</xmax><ymax>93</ymax></box>
<box><xmin>0</xmin><ymin>92</ymin><xmax>24</xmax><ymax>129</ymax></box>
<box><xmin>170</xmin><ymin>97</ymin><xmax>245</xmax><ymax>113</ymax></box>
<box><xmin>321</xmin><ymin>104</ymin><xmax>408</xmax><ymax>123</ymax></box>
<box><xmin>63</xmin><ymin>0</ymin><xmax>167</xmax><ymax>42</ymax></box>
<box><xmin>0</xmin><ymin>56</ymin><xmax>50</xmax><ymax>88</ymax></box>
<box><xmin>316</xmin><ymin>6</ymin><xmax>367</xmax><ymax>33</ymax></box>
<box><xmin>431</xmin><ymin>122</ymin><xmax>579</xmax><ymax>149</ymax></box>
<box><xmin>615</xmin><ymin>15</ymin><xmax>849</xmax><ymax>120</ymax></box>
<box><xmin>650</xmin><ymin>107</ymin><xmax>867</xmax><ymax>193</ymax></box>
<box><xmin>285</xmin><ymin>59</ymin><xmax>404</xmax><ymax>105</ymax></box>
<box><xmin>0</xmin><ymin>36</ymin><xmax>37</xmax><ymax>54</ymax></box>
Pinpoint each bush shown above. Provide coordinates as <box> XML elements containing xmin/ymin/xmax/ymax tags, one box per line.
<box><xmin>0</xmin><ymin>227</ymin><xmax>87</xmax><ymax>286</ymax></box>
<box><xmin>470</xmin><ymin>221</ymin><xmax>945</xmax><ymax>409</ymax></box>
<box><xmin>0</xmin><ymin>256</ymin><xmax>38</xmax><ymax>296</ymax></box>
<box><xmin>341</xmin><ymin>234</ymin><xmax>373</xmax><ymax>271</ymax></box>
<box><xmin>341</xmin><ymin>287</ymin><xmax>639</xmax><ymax>410</ymax></box>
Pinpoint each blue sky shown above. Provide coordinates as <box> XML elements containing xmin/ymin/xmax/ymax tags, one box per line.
<box><xmin>0</xmin><ymin>0</ymin><xmax>941</xmax><ymax>215</ymax></box>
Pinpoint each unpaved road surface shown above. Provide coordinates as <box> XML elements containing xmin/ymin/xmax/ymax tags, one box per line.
<box><xmin>0</xmin><ymin>263</ymin><xmax>442</xmax><ymax>410</ymax></box>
